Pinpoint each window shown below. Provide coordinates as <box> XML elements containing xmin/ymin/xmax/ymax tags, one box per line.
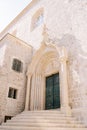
<box><xmin>4</xmin><ymin>116</ymin><xmax>12</xmax><ymax>122</ymax></box>
<box><xmin>31</xmin><ymin>8</ymin><xmax>44</xmax><ymax>31</ymax></box>
<box><xmin>33</xmin><ymin>13</ymin><xmax>43</xmax><ymax>28</ymax></box>
<box><xmin>8</xmin><ymin>87</ymin><xmax>17</xmax><ymax>99</ymax></box>
<box><xmin>12</xmin><ymin>58</ymin><xmax>23</xmax><ymax>72</ymax></box>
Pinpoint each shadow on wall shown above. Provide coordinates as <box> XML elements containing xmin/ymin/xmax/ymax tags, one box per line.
<box><xmin>53</xmin><ymin>34</ymin><xmax>87</xmax><ymax>124</ymax></box>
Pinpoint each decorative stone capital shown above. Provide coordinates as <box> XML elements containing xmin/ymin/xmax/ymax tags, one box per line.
<box><xmin>59</xmin><ymin>57</ymin><xmax>68</xmax><ymax>63</ymax></box>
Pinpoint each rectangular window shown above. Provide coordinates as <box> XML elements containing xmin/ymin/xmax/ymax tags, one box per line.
<box><xmin>12</xmin><ymin>58</ymin><xmax>23</xmax><ymax>72</ymax></box>
<box><xmin>8</xmin><ymin>87</ymin><xmax>17</xmax><ymax>99</ymax></box>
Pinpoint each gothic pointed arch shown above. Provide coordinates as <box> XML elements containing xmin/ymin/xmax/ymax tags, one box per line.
<box><xmin>27</xmin><ymin>43</ymin><xmax>61</xmax><ymax>75</ymax></box>
<box><xmin>25</xmin><ymin>43</ymin><xmax>71</xmax><ymax>115</ymax></box>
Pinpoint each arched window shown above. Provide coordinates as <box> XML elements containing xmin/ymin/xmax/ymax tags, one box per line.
<box><xmin>31</xmin><ymin>8</ymin><xmax>44</xmax><ymax>31</ymax></box>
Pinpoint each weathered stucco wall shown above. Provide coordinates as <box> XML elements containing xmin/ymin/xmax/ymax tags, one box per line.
<box><xmin>0</xmin><ymin>34</ymin><xmax>33</xmax><ymax>123</ymax></box>
<box><xmin>0</xmin><ymin>0</ymin><xmax>87</xmax><ymax>124</ymax></box>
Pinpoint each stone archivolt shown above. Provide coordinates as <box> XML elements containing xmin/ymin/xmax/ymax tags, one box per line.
<box><xmin>25</xmin><ymin>42</ymin><xmax>71</xmax><ymax>115</ymax></box>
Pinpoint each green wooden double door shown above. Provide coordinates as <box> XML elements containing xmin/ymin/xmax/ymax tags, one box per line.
<box><xmin>45</xmin><ymin>73</ymin><xmax>60</xmax><ymax>109</ymax></box>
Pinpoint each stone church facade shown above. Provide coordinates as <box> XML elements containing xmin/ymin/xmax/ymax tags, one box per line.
<box><xmin>0</xmin><ymin>0</ymin><xmax>87</xmax><ymax>126</ymax></box>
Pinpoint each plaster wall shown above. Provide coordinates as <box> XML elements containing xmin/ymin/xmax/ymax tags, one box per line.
<box><xmin>0</xmin><ymin>0</ymin><xmax>87</xmax><ymax>124</ymax></box>
<box><xmin>0</xmin><ymin>34</ymin><xmax>33</xmax><ymax>123</ymax></box>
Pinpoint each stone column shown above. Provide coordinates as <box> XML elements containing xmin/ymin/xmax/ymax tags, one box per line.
<box><xmin>40</xmin><ymin>74</ymin><xmax>44</xmax><ymax>110</ymax></box>
<box><xmin>31</xmin><ymin>73</ymin><xmax>36</xmax><ymax>110</ymax></box>
<box><xmin>38</xmin><ymin>74</ymin><xmax>43</xmax><ymax>110</ymax></box>
<box><xmin>36</xmin><ymin>74</ymin><xmax>40</xmax><ymax>110</ymax></box>
<box><xmin>34</xmin><ymin>73</ymin><xmax>42</xmax><ymax>110</ymax></box>
<box><xmin>25</xmin><ymin>74</ymin><xmax>31</xmax><ymax>111</ymax></box>
<box><xmin>33</xmin><ymin>73</ymin><xmax>37</xmax><ymax>110</ymax></box>
<box><xmin>59</xmin><ymin>47</ymin><xmax>71</xmax><ymax>115</ymax></box>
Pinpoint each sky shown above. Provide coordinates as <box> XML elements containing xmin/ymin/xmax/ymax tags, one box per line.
<box><xmin>0</xmin><ymin>0</ymin><xmax>32</xmax><ymax>32</ymax></box>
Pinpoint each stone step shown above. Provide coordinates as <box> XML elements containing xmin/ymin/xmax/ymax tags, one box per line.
<box><xmin>0</xmin><ymin>126</ymin><xmax>86</xmax><ymax>130</ymax></box>
<box><xmin>0</xmin><ymin>110</ymin><xmax>86</xmax><ymax>130</ymax></box>
<box><xmin>20</xmin><ymin>112</ymin><xmax>65</xmax><ymax>115</ymax></box>
<box><xmin>23</xmin><ymin>110</ymin><xmax>61</xmax><ymax>113</ymax></box>
<box><xmin>6</xmin><ymin>119</ymin><xmax>82</xmax><ymax>124</ymax></box>
<box><xmin>20</xmin><ymin>112</ymin><xmax>64</xmax><ymax>116</ymax></box>
<box><xmin>2</xmin><ymin>122</ymin><xmax>84</xmax><ymax>128</ymax></box>
<box><xmin>22</xmin><ymin>111</ymin><xmax>64</xmax><ymax>114</ymax></box>
<box><xmin>20</xmin><ymin>113</ymin><xmax>65</xmax><ymax>116</ymax></box>
<box><xmin>11</xmin><ymin>119</ymin><xmax>78</xmax><ymax>124</ymax></box>
<box><xmin>12</xmin><ymin>115</ymin><xmax>76</xmax><ymax>120</ymax></box>
<box><xmin>9</xmin><ymin>118</ymin><xmax>78</xmax><ymax>124</ymax></box>
<box><xmin>16</xmin><ymin>114</ymin><xmax>71</xmax><ymax>118</ymax></box>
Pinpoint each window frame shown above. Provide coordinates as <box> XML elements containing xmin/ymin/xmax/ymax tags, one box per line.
<box><xmin>12</xmin><ymin>58</ymin><xmax>23</xmax><ymax>73</ymax></box>
<box><xmin>8</xmin><ymin>87</ymin><xmax>17</xmax><ymax>99</ymax></box>
<box><xmin>31</xmin><ymin>8</ymin><xmax>44</xmax><ymax>31</ymax></box>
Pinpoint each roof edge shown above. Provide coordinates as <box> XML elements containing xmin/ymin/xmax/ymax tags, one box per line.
<box><xmin>0</xmin><ymin>33</ymin><xmax>33</xmax><ymax>49</ymax></box>
<box><xmin>0</xmin><ymin>0</ymin><xmax>39</xmax><ymax>37</ymax></box>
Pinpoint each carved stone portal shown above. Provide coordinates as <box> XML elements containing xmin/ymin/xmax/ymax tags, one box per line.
<box><xmin>25</xmin><ymin>42</ymin><xmax>71</xmax><ymax>115</ymax></box>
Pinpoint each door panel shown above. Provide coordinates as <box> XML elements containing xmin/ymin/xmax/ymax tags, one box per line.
<box><xmin>53</xmin><ymin>86</ymin><xmax>60</xmax><ymax>108</ymax></box>
<box><xmin>45</xmin><ymin>76</ymin><xmax>53</xmax><ymax>109</ymax></box>
<box><xmin>45</xmin><ymin>73</ymin><xmax>60</xmax><ymax>110</ymax></box>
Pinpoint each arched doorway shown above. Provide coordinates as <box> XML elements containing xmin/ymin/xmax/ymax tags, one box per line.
<box><xmin>25</xmin><ymin>43</ymin><xmax>70</xmax><ymax>114</ymax></box>
<box><xmin>30</xmin><ymin>48</ymin><xmax>60</xmax><ymax>110</ymax></box>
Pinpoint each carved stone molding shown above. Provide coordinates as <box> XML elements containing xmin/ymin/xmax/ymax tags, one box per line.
<box><xmin>25</xmin><ymin>42</ymin><xmax>71</xmax><ymax>115</ymax></box>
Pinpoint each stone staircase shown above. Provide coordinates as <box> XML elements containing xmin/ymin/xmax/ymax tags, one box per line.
<box><xmin>0</xmin><ymin>110</ymin><xmax>87</xmax><ymax>130</ymax></box>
